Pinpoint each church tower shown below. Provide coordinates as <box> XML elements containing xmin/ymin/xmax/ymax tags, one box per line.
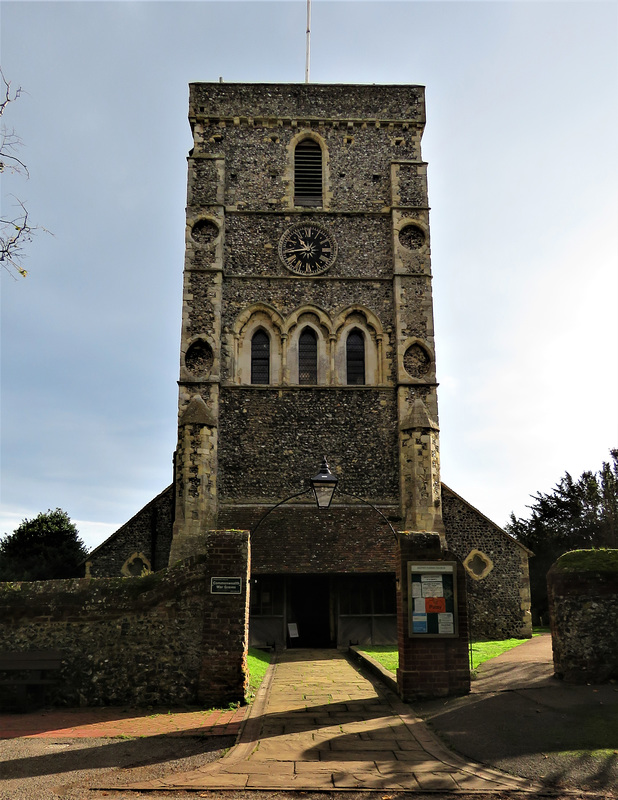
<box><xmin>85</xmin><ymin>82</ymin><xmax>532</xmax><ymax>646</ymax></box>
<box><xmin>169</xmin><ymin>83</ymin><xmax>444</xmax><ymax>646</ymax></box>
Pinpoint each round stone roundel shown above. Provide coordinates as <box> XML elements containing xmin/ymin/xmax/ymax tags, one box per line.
<box><xmin>185</xmin><ymin>339</ymin><xmax>214</xmax><ymax>376</ymax></box>
<box><xmin>191</xmin><ymin>219</ymin><xmax>219</xmax><ymax>245</ymax></box>
<box><xmin>403</xmin><ymin>343</ymin><xmax>431</xmax><ymax>378</ymax></box>
<box><xmin>398</xmin><ymin>224</ymin><xmax>425</xmax><ymax>250</ymax></box>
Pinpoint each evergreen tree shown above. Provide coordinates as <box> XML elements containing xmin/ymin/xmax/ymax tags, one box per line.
<box><xmin>0</xmin><ymin>509</ymin><xmax>88</xmax><ymax>581</ymax></box>
<box><xmin>506</xmin><ymin>450</ymin><xmax>618</xmax><ymax>622</ymax></box>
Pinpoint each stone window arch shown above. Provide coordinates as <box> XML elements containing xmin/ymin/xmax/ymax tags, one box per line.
<box><xmin>294</xmin><ymin>138</ymin><xmax>323</xmax><ymax>207</ymax></box>
<box><xmin>333</xmin><ymin>307</ymin><xmax>385</xmax><ymax>386</ymax></box>
<box><xmin>251</xmin><ymin>329</ymin><xmax>270</xmax><ymax>384</ymax></box>
<box><xmin>233</xmin><ymin>304</ymin><xmax>283</xmax><ymax>385</ymax></box>
<box><xmin>298</xmin><ymin>326</ymin><xmax>318</xmax><ymax>384</ymax></box>
<box><xmin>283</xmin><ymin>306</ymin><xmax>332</xmax><ymax>385</ymax></box>
<box><xmin>346</xmin><ymin>329</ymin><xmax>366</xmax><ymax>385</ymax></box>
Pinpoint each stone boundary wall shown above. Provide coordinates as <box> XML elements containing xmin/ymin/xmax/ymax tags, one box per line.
<box><xmin>0</xmin><ymin>530</ymin><xmax>250</xmax><ymax>708</ymax></box>
<box><xmin>548</xmin><ymin>549</ymin><xmax>618</xmax><ymax>684</ymax></box>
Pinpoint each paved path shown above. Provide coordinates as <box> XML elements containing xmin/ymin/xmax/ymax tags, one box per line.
<box><xmin>472</xmin><ymin>631</ymin><xmax>556</xmax><ymax>691</ymax></box>
<box><xmin>119</xmin><ymin>649</ymin><xmax>543</xmax><ymax>793</ymax></box>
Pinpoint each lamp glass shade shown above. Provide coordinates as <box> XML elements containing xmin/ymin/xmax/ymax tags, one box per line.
<box><xmin>310</xmin><ymin>458</ymin><xmax>338</xmax><ymax>509</ymax></box>
<box><xmin>313</xmin><ymin>482</ymin><xmax>337</xmax><ymax>509</ymax></box>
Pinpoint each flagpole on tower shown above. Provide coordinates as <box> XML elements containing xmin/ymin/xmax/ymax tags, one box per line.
<box><xmin>305</xmin><ymin>0</ymin><xmax>311</xmax><ymax>83</ymax></box>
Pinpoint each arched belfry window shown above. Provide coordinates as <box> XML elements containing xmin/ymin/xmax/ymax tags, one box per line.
<box><xmin>346</xmin><ymin>329</ymin><xmax>365</xmax><ymax>385</ymax></box>
<box><xmin>294</xmin><ymin>139</ymin><xmax>323</xmax><ymax>207</ymax></box>
<box><xmin>251</xmin><ymin>330</ymin><xmax>270</xmax><ymax>384</ymax></box>
<box><xmin>298</xmin><ymin>327</ymin><xmax>318</xmax><ymax>384</ymax></box>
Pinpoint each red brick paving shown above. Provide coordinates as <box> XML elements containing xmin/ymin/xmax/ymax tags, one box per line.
<box><xmin>0</xmin><ymin>704</ymin><xmax>248</xmax><ymax>739</ymax></box>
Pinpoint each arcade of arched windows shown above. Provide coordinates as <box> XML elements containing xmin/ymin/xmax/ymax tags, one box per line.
<box><xmin>231</xmin><ymin>305</ymin><xmax>390</xmax><ymax>386</ymax></box>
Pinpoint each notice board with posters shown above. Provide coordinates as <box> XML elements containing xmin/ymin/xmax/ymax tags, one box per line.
<box><xmin>407</xmin><ymin>561</ymin><xmax>458</xmax><ymax>638</ymax></box>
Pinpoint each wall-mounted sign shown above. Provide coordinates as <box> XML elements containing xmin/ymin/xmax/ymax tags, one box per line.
<box><xmin>407</xmin><ymin>561</ymin><xmax>458</xmax><ymax>638</ymax></box>
<box><xmin>211</xmin><ymin>577</ymin><xmax>242</xmax><ymax>594</ymax></box>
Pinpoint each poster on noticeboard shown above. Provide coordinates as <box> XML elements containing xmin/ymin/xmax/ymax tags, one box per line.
<box><xmin>407</xmin><ymin>561</ymin><xmax>458</xmax><ymax>638</ymax></box>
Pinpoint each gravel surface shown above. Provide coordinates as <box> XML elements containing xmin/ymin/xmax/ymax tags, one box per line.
<box><xmin>0</xmin><ymin>734</ymin><xmax>234</xmax><ymax>800</ymax></box>
<box><xmin>69</xmin><ymin>790</ymin><xmax>616</xmax><ymax>800</ymax></box>
<box><xmin>1</xmin><ymin>732</ymin><xmax>611</xmax><ymax>800</ymax></box>
<box><xmin>2</xmin><ymin>730</ymin><xmax>614</xmax><ymax>800</ymax></box>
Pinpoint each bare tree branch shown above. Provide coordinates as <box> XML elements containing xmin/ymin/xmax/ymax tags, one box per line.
<box><xmin>0</xmin><ymin>127</ymin><xmax>30</xmax><ymax>177</ymax></box>
<box><xmin>1</xmin><ymin>68</ymin><xmax>39</xmax><ymax>278</ymax></box>
<box><xmin>0</xmin><ymin>198</ymin><xmax>33</xmax><ymax>277</ymax></box>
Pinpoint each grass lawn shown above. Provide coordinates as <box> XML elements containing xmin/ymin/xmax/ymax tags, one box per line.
<box><xmin>469</xmin><ymin>638</ymin><xmax>529</xmax><ymax>668</ymax></box>
<box><xmin>360</xmin><ymin>635</ymin><xmax>538</xmax><ymax>674</ymax></box>
<box><xmin>359</xmin><ymin>646</ymin><xmax>399</xmax><ymax>674</ymax></box>
<box><xmin>246</xmin><ymin>647</ymin><xmax>272</xmax><ymax>701</ymax></box>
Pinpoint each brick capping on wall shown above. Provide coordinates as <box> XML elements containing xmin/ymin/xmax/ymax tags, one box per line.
<box><xmin>0</xmin><ymin>530</ymin><xmax>250</xmax><ymax>709</ymax></box>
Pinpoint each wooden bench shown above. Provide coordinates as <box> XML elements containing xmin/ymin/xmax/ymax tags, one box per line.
<box><xmin>0</xmin><ymin>651</ymin><xmax>64</xmax><ymax>710</ymax></box>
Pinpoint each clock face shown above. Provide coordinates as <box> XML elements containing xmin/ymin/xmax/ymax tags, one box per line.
<box><xmin>279</xmin><ymin>223</ymin><xmax>337</xmax><ymax>275</ymax></box>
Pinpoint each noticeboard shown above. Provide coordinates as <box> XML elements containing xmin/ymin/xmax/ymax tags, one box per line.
<box><xmin>210</xmin><ymin>577</ymin><xmax>242</xmax><ymax>595</ymax></box>
<box><xmin>407</xmin><ymin>561</ymin><xmax>458</xmax><ymax>638</ymax></box>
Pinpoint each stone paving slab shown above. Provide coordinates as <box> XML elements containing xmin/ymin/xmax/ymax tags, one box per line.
<box><xmin>111</xmin><ymin>648</ymin><xmax>545</xmax><ymax>793</ymax></box>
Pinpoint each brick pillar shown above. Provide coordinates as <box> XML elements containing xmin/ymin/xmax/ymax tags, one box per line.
<box><xmin>197</xmin><ymin>529</ymin><xmax>251</xmax><ymax>706</ymax></box>
<box><xmin>397</xmin><ymin>531</ymin><xmax>470</xmax><ymax>700</ymax></box>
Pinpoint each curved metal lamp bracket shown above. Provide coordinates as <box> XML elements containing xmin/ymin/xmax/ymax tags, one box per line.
<box><xmin>337</xmin><ymin>490</ymin><xmax>399</xmax><ymax>541</ymax></box>
<box><xmin>251</xmin><ymin>488</ymin><xmax>313</xmax><ymax>535</ymax></box>
<box><xmin>250</xmin><ymin>486</ymin><xmax>398</xmax><ymax>542</ymax></box>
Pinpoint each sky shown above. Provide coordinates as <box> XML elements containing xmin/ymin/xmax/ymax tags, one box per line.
<box><xmin>1</xmin><ymin>0</ymin><xmax>616</xmax><ymax>551</ymax></box>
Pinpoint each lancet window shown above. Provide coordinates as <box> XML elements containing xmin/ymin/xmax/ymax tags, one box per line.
<box><xmin>298</xmin><ymin>327</ymin><xmax>318</xmax><ymax>384</ymax></box>
<box><xmin>251</xmin><ymin>330</ymin><xmax>270</xmax><ymax>384</ymax></box>
<box><xmin>346</xmin><ymin>329</ymin><xmax>365</xmax><ymax>385</ymax></box>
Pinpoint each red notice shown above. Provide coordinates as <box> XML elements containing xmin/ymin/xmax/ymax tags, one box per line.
<box><xmin>425</xmin><ymin>597</ymin><xmax>446</xmax><ymax>613</ymax></box>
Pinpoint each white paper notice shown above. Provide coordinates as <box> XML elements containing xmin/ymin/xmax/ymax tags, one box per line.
<box><xmin>421</xmin><ymin>575</ymin><xmax>443</xmax><ymax>597</ymax></box>
<box><xmin>438</xmin><ymin>613</ymin><xmax>454</xmax><ymax>634</ymax></box>
<box><xmin>412</xmin><ymin>582</ymin><xmax>422</xmax><ymax>598</ymax></box>
<box><xmin>413</xmin><ymin>597</ymin><xmax>426</xmax><ymax>613</ymax></box>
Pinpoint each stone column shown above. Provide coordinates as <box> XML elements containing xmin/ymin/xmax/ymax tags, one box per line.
<box><xmin>169</xmin><ymin>395</ymin><xmax>219</xmax><ymax>564</ymax></box>
<box><xmin>391</xmin><ymin>160</ymin><xmax>444</xmax><ymax>536</ymax></box>
<box><xmin>398</xmin><ymin>398</ymin><xmax>444</xmax><ymax>535</ymax></box>
<box><xmin>169</xmin><ymin>148</ymin><xmax>225</xmax><ymax>565</ymax></box>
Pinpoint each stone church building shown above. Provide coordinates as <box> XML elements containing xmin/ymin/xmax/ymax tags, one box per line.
<box><xmin>86</xmin><ymin>83</ymin><xmax>532</xmax><ymax>646</ymax></box>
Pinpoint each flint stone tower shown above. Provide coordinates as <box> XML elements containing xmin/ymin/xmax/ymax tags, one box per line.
<box><xmin>170</xmin><ymin>83</ymin><xmax>442</xmax><ymax>559</ymax></box>
<box><xmin>167</xmin><ymin>84</ymin><xmax>442</xmax><ymax>646</ymax></box>
<box><xmin>85</xmin><ymin>83</ymin><xmax>532</xmax><ymax>646</ymax></box>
